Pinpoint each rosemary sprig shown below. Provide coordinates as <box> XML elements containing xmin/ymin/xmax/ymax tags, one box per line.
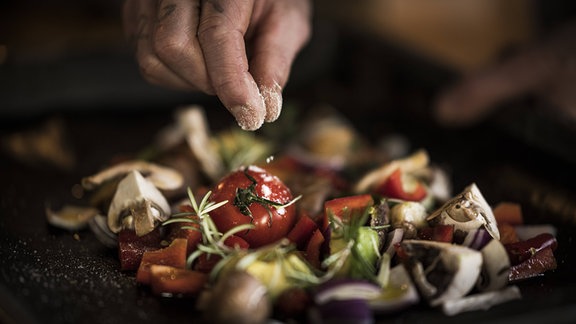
<box><xmin>163</xmin><ymin>188</ymin><xmax>254</xmax><ymax>268</ymax></box>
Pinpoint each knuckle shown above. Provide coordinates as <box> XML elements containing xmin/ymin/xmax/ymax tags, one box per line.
<box><xmin>137</xmin><ymin>54</ymin><xmax>163</xmax><ymax>81</ymax></box>
<box><xmin>197</xmin><ymin>17</ymin><xmax>233</xmax><ymax>45</ymax></box>
<box><xmin>153</xmin><ymin>32</ymin><xmax>190</xmax><ymax>62</ymax></box>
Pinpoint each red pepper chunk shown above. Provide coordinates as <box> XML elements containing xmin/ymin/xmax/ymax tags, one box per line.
<box><xmin>149</xmin><ymin>265</ymin><xmax>208</xmax><ymax>296</ymax></box>
<box><xmin>375</xmin><ymin>168</ymin><xmax>426</xmax><ymax>201</ymax></box>
<box><xmin>287</xmin><ymin>213</ymin><xmax>319</xmax><ymax>250</ymax></box>
<box><xmin>504</xmin><ymin>233</ymin><xmax>558</xmax><ymax>266</ymax></box>
<box><xmin>305</xmin><ymin>229</ymin><xmax>326</xmax><ymax>270</ymax></box>
<box><xmin>509</xmin><ymin>247</ymin><xmax>557</xmax><ymax>282</ymax></box>
<box><xmin>136</xmin><ymin>238</ymin><xmax>188</xmax><ymax>285</ymax></box>
<box><xmin>324</xmin><ymin>194</ymin><xmax>374</xmax><ymax>227</ymax></box>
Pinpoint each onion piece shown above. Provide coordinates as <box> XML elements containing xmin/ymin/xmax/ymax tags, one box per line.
<box><xmin>461</xmin><ymin>229</ymin><xmax>492</xmax><ymax>250</ymax></box>
<box><xmin>441</xmin><ymin>286</ymin><xmax>522</xmax><ymax>316</ymax></box>
<box><xmin>314</xmin><ymin>279</ymin><xmax>381</xmax><ymax>305</ymax></box>
<box><xmin>476</xmin><ymin>239</ymin><xmax>510</xmax><ymax>292</ymax></box>
<box><xmin>88</xmin><ymin>214</ymin><xmax>117</xmax><ymax>248</ymax></box>
<box><xmin>46</xmin><ymin>204</ymin><xmax>99</xmax><ymax>231</ymax></box>
<box><xmin>370</xmin><ymin>264</ymin><xmax>420</xmax><ymax>314</ymax></box>
<box><xmin>383</xmin><ymin>228</ymin><xmax>404</xmax><ymax>257</ymax></box>
<box><xmin>313</xmin><ymin>299</ymin><xmax>374</xmax><ymax>324</ymax></box>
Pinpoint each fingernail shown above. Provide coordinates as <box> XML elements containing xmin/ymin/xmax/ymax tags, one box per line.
<box><xmin>229</xmin><ymin>104</ymin><xmax>265</xmax><ymax>131</ymax></box>
<box><xmin>260</xmin><ymin>82</ymin><xmax>283</xmax><ymax>122</ymax></box>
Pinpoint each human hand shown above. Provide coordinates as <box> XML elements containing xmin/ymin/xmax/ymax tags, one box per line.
<box><xmin>123</xmin><ymin>0</ymin><xmax>312</xmax><ymax>130</ymax></box>
<box><xmin>434</xmin><ymin>21</ymin><xmax>576</xmax><ymax>127</ymax></box>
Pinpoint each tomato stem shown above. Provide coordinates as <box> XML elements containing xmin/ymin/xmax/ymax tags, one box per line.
<box><xmin>233</xmin><ymin>169</ymin><xmax>301</xmax><ymax>228</ymax></box>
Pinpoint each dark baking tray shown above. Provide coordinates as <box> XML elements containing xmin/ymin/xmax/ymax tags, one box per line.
<box><xmin>1</xmin><ymin>105</ymin><xmax>575</xmax><ymax>324</ymax></box>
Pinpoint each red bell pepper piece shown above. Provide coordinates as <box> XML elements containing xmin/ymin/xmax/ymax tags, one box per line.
<box><xmin>324</xmin><ymin>194</ymin><xmax>374</xmax><ymax>226</ymax></box>
<box><xmin>136</xmin><ymin>238</ymin><xmax>188</xmax><ymax>285</ymax></box>
<box><xmin>287</xmin><ymin>213</ymin><xmax>319</xmax><ymax>250</ymax></box>
<box><xmin>418</xmin><ymin>225</ymin><xmax>454</xmax><ymax>243</ymax></box>
<box><xmin>149</xmin><ymin>265</ymin><xmax>208</xmax><ymax>296</ymax></box>
<box><xmin>166</xmin><ymin>211</ymin><xmax>202</xmax><ymax>255</ymax></box>
<box><xmin>375</xmin><ymin>168</ymin><xmax>426</xmax><ymax>201</ymax></box>
<box><xmin>504</xmin><ymin>233</ymin><xmax>557</xmax><ymax>266</ymax></box>
<box><xmin>305</xmin><ymin>229</ymin><xmax>326</xmax><ymax>270</ymax></box>
<box><xmin>508</xmin><ymin>247</ymin><xmax>557</xmax><ymax>282</ymax></box>
<box><xmin>118</xmin><ymin>228</ymin><xmax>163</xmax><ymax>271</ymax></box>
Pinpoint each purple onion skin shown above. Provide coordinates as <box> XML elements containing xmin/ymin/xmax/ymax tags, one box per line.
<box><xmin>315</xmin><ymin>278</ymin><xmax>379</xmax><ymax>298</ymax></box>
<box><xmin>317</xmin><ymin>299</ymin><xmax>374</xmax><ymax>324</ymax></box>
<box><xmin>463</xmin><ymin>229</ymin><xmax>492</xmax><ymax>250</ymax></box>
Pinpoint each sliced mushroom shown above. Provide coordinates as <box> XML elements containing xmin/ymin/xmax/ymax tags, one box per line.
<box><xmin>400</xmin><ymin>240</ymin><xmax>482</xmax><ymax>307</ymax></box>
<box><xmin>46</xmin><ymin>204</ymin><xmax>100</xmax><ymax>231</ymax></box>
<box><xmin>175</xmin><ymin>106</ymin><xmax>224</xmax><ymax>181</ymax></box>
<box><xmin>82</xmin><ymin>160</ymin><xmax>184</xmax><ymax>192</ymax></box>
<box><xmin>427</xmin><ymin>183</ymin><xmax>500</xmax><ymax>241</ymax></box>
<box><xmin>107</xmin><ymin>170</ymin><xmax>171</xmax><ymax>236</ymax></box>
<box><xmin>476</xmin><ymin>239</ymin><xmax>510</xmax><ymax>292</ymax></box>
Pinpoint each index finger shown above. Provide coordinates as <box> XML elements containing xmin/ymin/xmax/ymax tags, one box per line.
<box><xmin>198</xmin><ymin>0</ymin><xmax>266</xmax><ymax>131</ymax></box>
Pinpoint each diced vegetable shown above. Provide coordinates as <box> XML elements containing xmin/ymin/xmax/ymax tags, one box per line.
<box><xmin>504</xmin><ymin>233</ymin><xmax>558</xmax><ymax>266</ymax></box>
<box><xmin>149</xmin><ymin>265</ymin><xmax>208</xmax><ymax>296</ymax></box>
<box><xmin>492</xmin><ymin>202</ymin><xmax>524</xmax><ymax>226</ymax></box>
<box><xmin>476</xmin><ymin>239</ymin><xmax>510</xmax><ymax>292</ymax></box>
<box><xmin>508</xmin><ymin>247</ymin><xmax>557</xmax><ymax>282</ymax></box>
<box><xmin>390</xmin><ymin>201</ymin><xmax>428</xmax><ymax>238</ymax></box>
<box><xmin>461</xmin><ymin>228</ymin><xmax>492</xmax><ymax>250</ymax></box>
<box><xmin>418</xmin><ymin>224</ymin><xmax>454</xmax><ymax>243</ymax></box>
<box><xmin>118</xmin><ymin>228</ymin><xmax>163</xmax><ymax>271</ymax></box>
<box><xmin>324</xmin><ymin>194</ymin><xmax>374</xmax><ymax>223</ymax></box>
<box><xmin>370</xmin><ymin>264</ymin><xmax>420</xmax><ymax>314</ymax></box>
<box><xmin>305</xmin><ymin>229</ymin><xmax>326</xmax><ymax>270</ymax></box>
<box><xmin>314</xmin><ymin>279</ymin><xmax>382</xmax><ymax>305</ymax></box>
<box><xmin>441</xmin><ymin>286</ymin><xmax>522</xmax><ymax>316</ymax></box>
<box><xmin>400</xmin><ymin>240</ymin><xmax>482</xmax><ymax>306</ymax></box>
<box><xmin>166</xmin><ymin>212</ymin><xmax>202</xmax><ymax>254</ymax></box>
<box><xmin>498</xmin><ymin>223</ymin><xmax>520</xmax><ymax>245</ymax></box>
<box><xmin>427</xmin><ymin>183</ymin><xmax>500</xmax><ymax>241</ymax></box>
<box><xmin>314</xmin><ymin>299</ymin><xmax>373</xmax><ymax>324</ymax></box>
<box><xmin>287</xmin><ymin>213</ymin><xmax>319</xmax><ymax>250</ymax></box>
<box><xmin>375</xmin><ymin>168</ymin><xmax>427</xmax><ymax>201</ymax></box>
<box><xmin>136</xmin><ymin>238</ymin><xmax>187</xmax><ymax>285</ymax></box>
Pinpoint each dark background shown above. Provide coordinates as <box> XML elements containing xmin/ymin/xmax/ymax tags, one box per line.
<box><xmin>1</xmin><ymin>1</ymin><xmax>576</xmax><ymax>323</ymax></box>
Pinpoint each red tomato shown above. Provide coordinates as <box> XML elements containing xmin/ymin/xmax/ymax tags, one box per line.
<box><xmin>209</xmin><ymin>165</ymin><xmax>297</xmax><ymax>247</ymax></box>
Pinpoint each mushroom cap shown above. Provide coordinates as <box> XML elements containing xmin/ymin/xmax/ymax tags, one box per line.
<box><xmin>427</xmin><ymin>183</ymin><xmax>500</xmax><ymax>240</ymax></box>
<box><xmin>107</xmin><ymin>170</ymin><xmax>171</xmax><ymax>235</ymax></box>
<box><xmin>82</xmin><ymin>160</ymin><xmax>184</xmax><ymax>191</ymax></box>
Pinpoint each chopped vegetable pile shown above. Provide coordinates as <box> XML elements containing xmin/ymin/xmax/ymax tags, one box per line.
<box><xmin>47</xmin><ymin>105</ymin><xmax>559</xmax><ymax>323</ymax></box>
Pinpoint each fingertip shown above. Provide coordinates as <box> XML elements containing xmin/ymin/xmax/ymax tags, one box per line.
<box><xmin>229</xmin><ymin>104</ymin><xmax>266</xmax><ymax>131</ymax></box>
<box><xmin>260</xmin><ymin>82</ymin><xmax>283</xmax><ymax>122</ymax></box>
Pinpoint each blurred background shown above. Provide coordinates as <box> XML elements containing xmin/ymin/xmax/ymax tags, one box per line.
<box><xmin>1</xmin><ymin>0</ymin><xmax>576</xmax><ymax>184</ymax></box>
<box><xmin>0</xmin><ymin>1</ymin><xmax>574</xmax><ymax>112</ymax></box>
